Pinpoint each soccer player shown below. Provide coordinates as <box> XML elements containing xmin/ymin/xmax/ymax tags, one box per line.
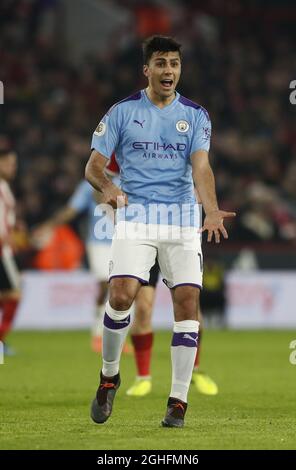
<box><xmin>34</xmin><ymin>180</ymin><xmax>111</xmax><ymax>350</ymax></box>
<box><xmin>108</xmin><ymin>153</ymin><xmax>218</xmax><ymax>397</ymax></box>
<box><xmin>86</xmin><ymin>35</ymin><xmax>235</xmax><ymax>427</ymax></box>
<box><xmin>0</xmin><ymin>148</ymin><xmax>21</xmax><ymax>354</ymax></box>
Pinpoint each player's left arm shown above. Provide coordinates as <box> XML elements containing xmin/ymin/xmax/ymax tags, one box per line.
<box><xmin>191</xmin><ymin>150</ymin><xmax>236</xmax><ymax>243</ymax></box>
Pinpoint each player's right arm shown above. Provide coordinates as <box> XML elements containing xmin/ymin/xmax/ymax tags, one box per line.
<box><xmin>86</xmin><ymin>105</ymin><xmax>127</xmax><ymax>209</ymax></box>
<box><xmin>31</xmin><ymin>205</ymin><xmax>78</xmax><ymax>247</ymax></box>
<box><xmin>44</xmin><ymin>206</ymin><xmax>78</xmax><ymax>228</ymax></box>
<box><xmin>85</xmin><ymin>150</ymin><xmax>127</xmax><ymax>209</ymax></box>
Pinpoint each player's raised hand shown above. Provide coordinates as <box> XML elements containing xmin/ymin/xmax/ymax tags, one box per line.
<box><xmin>199</xmin><ymin>209</ymin><xmax>236</xmax><ymax>243</ymax></box>
<box><xmin>102</xmin><ymin>184</ymin><xmax>128</xmax><ymax>209</ymax></box>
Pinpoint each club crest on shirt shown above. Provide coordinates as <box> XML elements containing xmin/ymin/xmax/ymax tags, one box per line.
<box><xmin>95</xmin><ymin>121</ymin><xmax>106</xmax><ymax>137</ymax></box>
<box><xmin>176</xmin><ymin>120</ymin><xmax>190</xmax><ymax>133</ymax></box>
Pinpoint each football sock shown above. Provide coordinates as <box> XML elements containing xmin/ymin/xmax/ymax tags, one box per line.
<box><xmin>92</xmin><ymin>304</ymin><xmax>105</xmax><ymax>337</ymax></box>
<box><xmin>131</xmin><ymin>332</ymin><xmax>153</xmax><ymax>378</ymax></box>
<box><xmin>0</xmin><ymin>299</ymin><xmax>19</xmax><ymax>342</ymax></box>
<box><xmin>102</xmin><ymin>301</ymin><xmax>132</xmax><ymax>377</ymax></box>
<box><xmin>193</xmin><ymin>327</ymin><xmax>202</xmax><ymax>371</ymax></box>
<box><xmin>170</xmin><ymin>320</ymin><xmax>199</xmax><ymax>403</ymax></box>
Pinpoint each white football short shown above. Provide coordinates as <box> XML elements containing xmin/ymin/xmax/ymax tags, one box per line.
<box><xmin>86</xmin><ymin>242</ymin><xmax>112</xmax><ymax>282</ymax></box>
<box><xmin>109</xmin><ymin>222</ymin><xmax>203</xmax><ymax>289</ymax></box>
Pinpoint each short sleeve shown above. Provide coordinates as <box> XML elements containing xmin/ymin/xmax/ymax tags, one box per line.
<box><xmin>91</xmin><ymin>104</ymin><xmax>121</xmax><ymax>158</ymax></box>
<box><xmin>190</xmin><ymin>108</ymin><xmax>212</xmax><ymax>156</ymax></box>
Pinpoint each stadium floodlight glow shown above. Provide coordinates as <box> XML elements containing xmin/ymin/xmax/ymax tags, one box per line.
<box><xmin>0</xmin><ymin>81</ymin><xmax>4</xmax><ymax>104</ymax></box>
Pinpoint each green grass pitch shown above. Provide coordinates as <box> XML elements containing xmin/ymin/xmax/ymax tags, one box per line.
<box><xmin>1</xmin><ymin>330</ymin><xmax>296</xmax><ymax>450</ymax></box>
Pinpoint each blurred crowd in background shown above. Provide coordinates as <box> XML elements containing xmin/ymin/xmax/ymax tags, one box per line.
<box><xmin>1</xmin><ymin>0</ymin><xmax>296</xmax><ymax>254</ymax></box>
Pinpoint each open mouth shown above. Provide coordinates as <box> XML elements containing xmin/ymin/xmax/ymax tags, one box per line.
<box><xmin>160</xmin><ymin>79</ymin><xmax>173</xmax><ymax>88</ymax></box>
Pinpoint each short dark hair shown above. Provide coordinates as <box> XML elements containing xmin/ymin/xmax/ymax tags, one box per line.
<box><xmin>142</xmin><ymin>35</ymin><xmax>182</xmax><ymax>64</ymax></box>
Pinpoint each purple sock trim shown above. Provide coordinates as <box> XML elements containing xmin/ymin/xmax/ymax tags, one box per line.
<box><xmin>104</xmin><ymin>312</ymin><xmax>131</xmax><ymax>330</ymax></box>
<box><xmin>172</xmin><ymin>332</ymin><xmax>198</xmax><ymax>347</ymax></box>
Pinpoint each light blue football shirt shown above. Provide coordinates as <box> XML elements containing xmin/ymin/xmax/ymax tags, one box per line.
<box><xmin>91</xmin><ymin>89</ymin><xmax>211</xmax><ymax>227</ymax></box>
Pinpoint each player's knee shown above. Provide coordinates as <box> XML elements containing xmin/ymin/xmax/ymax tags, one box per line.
<box><xmin>109</xmin><ymin>291</ymin><xmax>134</xmax><ymax>311</ymax></box>
<box><xmin>174</xmin><ymin>297</ymin><xmax>198</xmax><ymax>321</ymax></box>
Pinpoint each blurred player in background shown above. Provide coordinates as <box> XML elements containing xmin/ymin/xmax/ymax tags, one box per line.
<box><xmin>0</xmin><ymin>148</ymin><xmax>21</xmax><ymax>355</ymax></box>
<box><xmin>33</xmin><ymin>170</ymin><xmax>130</xmax><ymax>354</ymax></box>
<box><xmin>86</xmin><ymin>35</ymin><xmax>235</xmax><ymax>428</ymax></box>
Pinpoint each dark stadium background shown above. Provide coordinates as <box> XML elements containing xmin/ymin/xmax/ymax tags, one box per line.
<box><xmin>1</xmin><ymin>0</ymin><xmax>295</xmax><ymax>261</ymax></box>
